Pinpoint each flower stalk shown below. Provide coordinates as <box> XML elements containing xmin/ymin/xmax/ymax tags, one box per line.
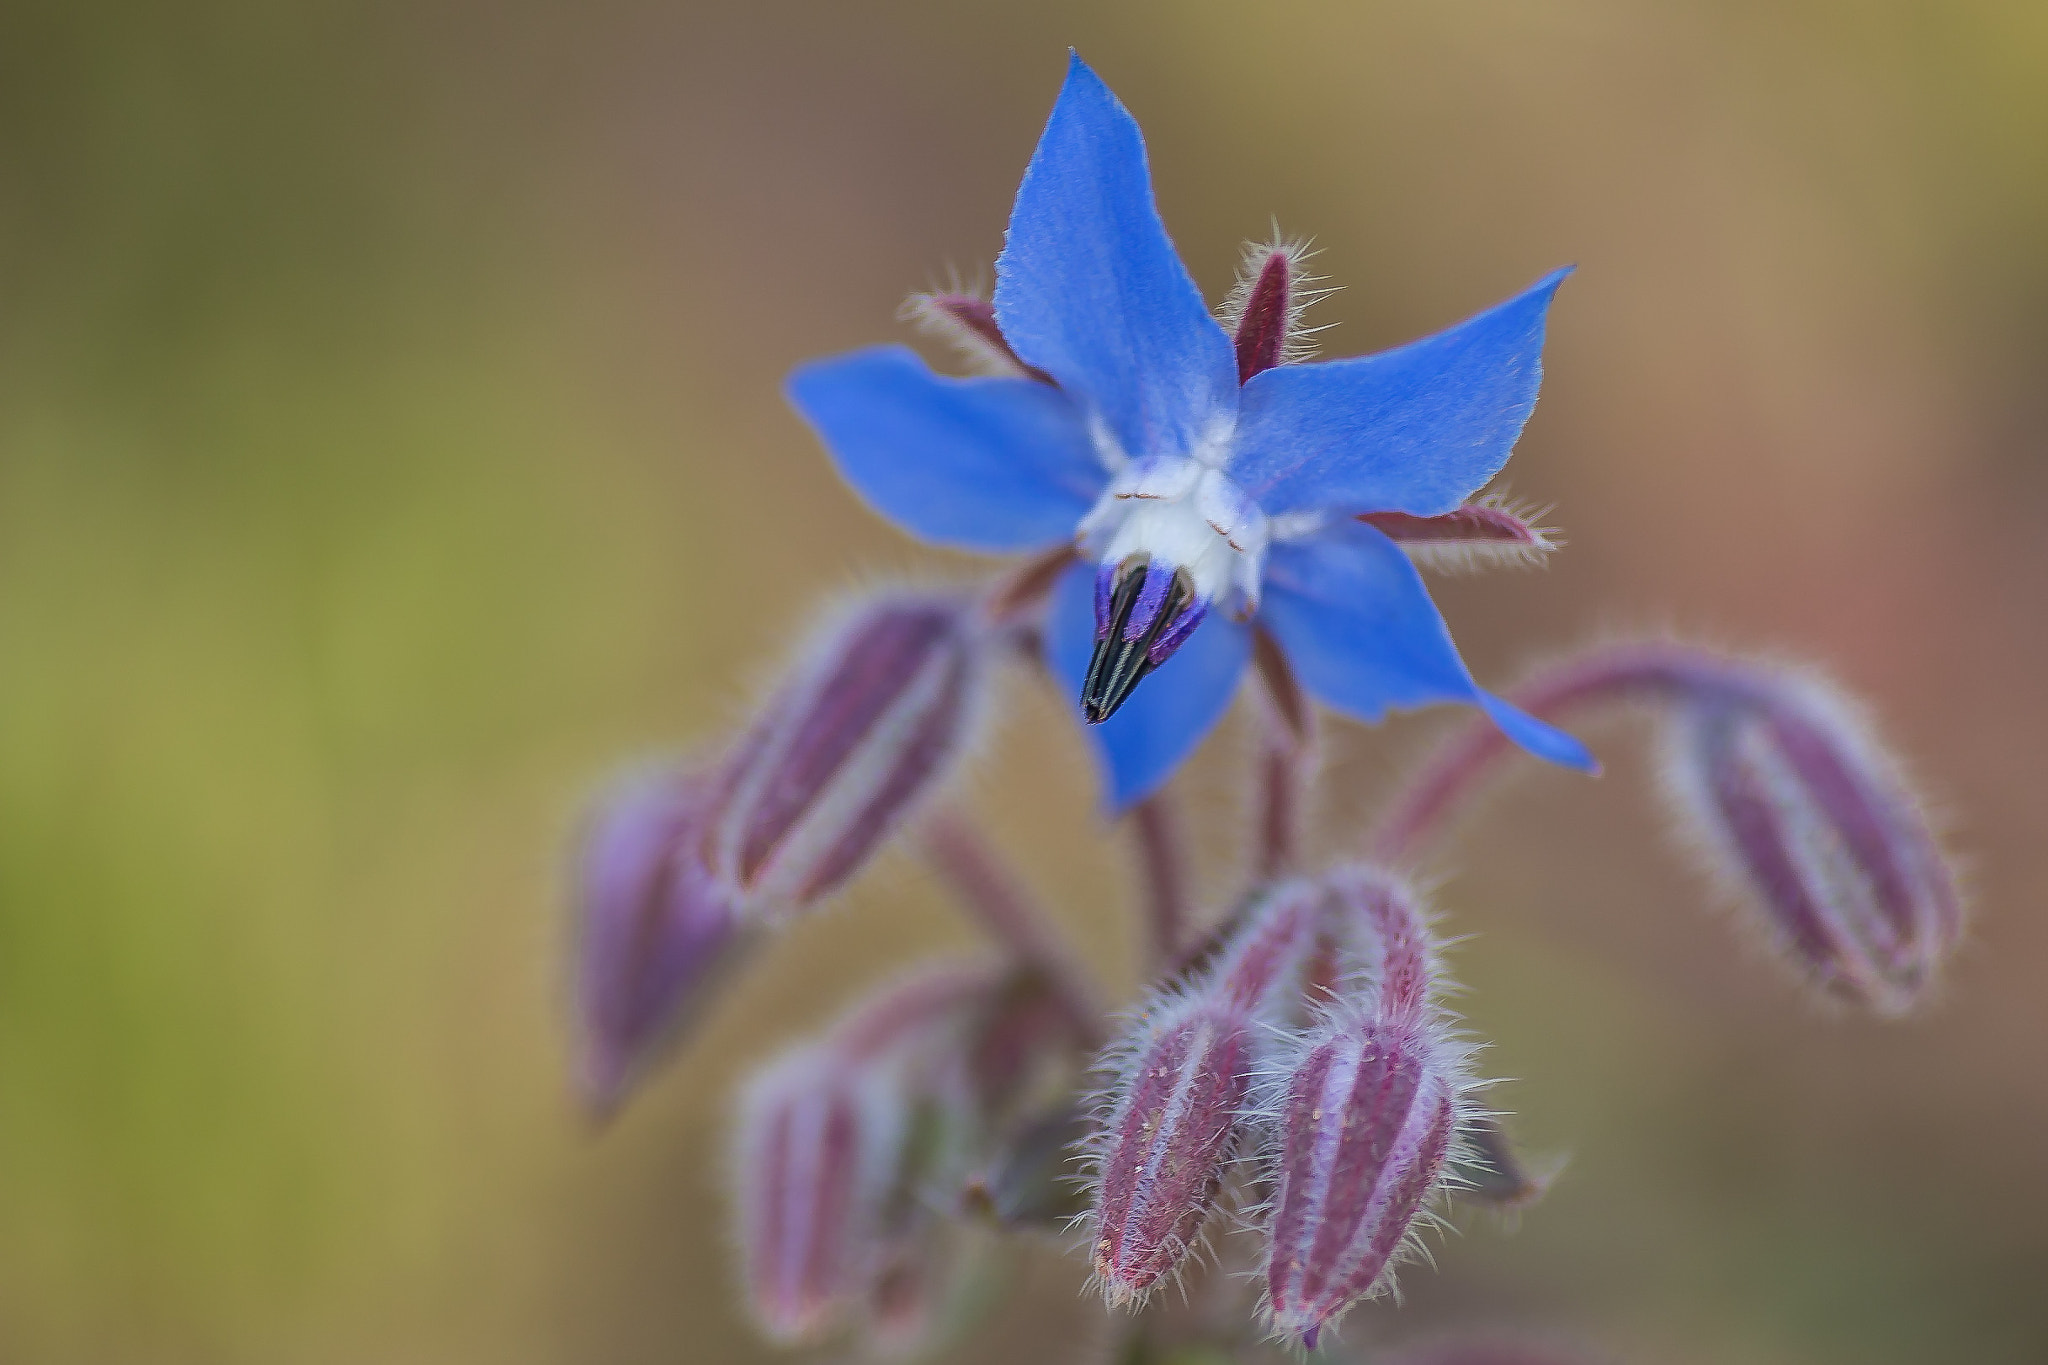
<box><xmin>918</xmin><ymin>812</ymin><xmax>1106</xmax><ymax>1042</ymax></box>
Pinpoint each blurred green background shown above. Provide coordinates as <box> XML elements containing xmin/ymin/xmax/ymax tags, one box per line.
<box><xmin>2</xmin><ymin>1</ymin><xmax>2045</xmax><ymax>1361</ymax></box>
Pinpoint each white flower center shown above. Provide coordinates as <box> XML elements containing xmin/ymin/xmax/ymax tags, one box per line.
<box><xmin>1077</xmin><ymin>456</ymin><xmax>1270</xmax><ymax>614</ymax></box>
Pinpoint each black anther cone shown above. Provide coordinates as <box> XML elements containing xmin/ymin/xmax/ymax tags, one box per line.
<box><xmin>1080</xmin><ymin>565</ymin><xmax>1193</xmax><ymax>724</ymax></box>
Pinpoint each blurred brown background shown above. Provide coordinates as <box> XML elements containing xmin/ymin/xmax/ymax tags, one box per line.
<box><xmin>1</xmin><ymin>1</ymin><xmax>2044</xmax><ymax>1361</ymax></box>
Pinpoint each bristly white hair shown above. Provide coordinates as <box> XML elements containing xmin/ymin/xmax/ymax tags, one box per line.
<box><xmin>1390</xmin><ymin>487</ymin><xmax>1563</xmax><ymax>576</ymax></box>
<box><xmin>899</xmin><ymin>271</ymin><xmax>1038</xmax><ymax>381</ymax></box>
<box><xmin>1215</xmin><ymin>226</ymin><xmax>1338</xmax><ymax>367</ymax></box>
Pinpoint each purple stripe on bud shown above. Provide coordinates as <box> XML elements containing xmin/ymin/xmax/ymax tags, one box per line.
<box><xmin>736</xmin><ymin>1045</ymin><xmax>904</xmax><ymax>1344</ymax></box>
<box><xmin>1318</xmin><ymin>866</ymin><xmax>1439</xmax><ymax>1021</ymax></box>
<box><xmin>574</xmin><ymin>764</ymin><xmax>752</xmax><ymax>1117</ymax></box>
<box><xmin>1262</xmin><ymin>1011</ymin><xmax>1462</xmax><ymax>1349</ymax></box>
<box><xmin>1661</xmin><ymin>675</ymin><xmax>1961</xmax><ymax>1016</ymax></box>
<box><xmin>733</xmin><ymin>960</ymin><xmax>997</xmax><ymax>1346</ymax></box>
<box><xmin>1087</xmin><ymin>883</ymin><xmax>1323</xmax><ymax>1306</ymax></box>
<box><xmin>712</xmin><ymin>592</ymin><xmax>988</xmax><ymax>915</ymax></box>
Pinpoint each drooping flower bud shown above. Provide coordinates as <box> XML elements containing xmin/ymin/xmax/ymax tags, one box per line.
<box><xmin>710</xmin><ymin>590</ymin><xmax>989</xmax><ymax>917</ymax></box>
<box><xmin>1658</xmin><ymin>670</ymin><xmax>1962</xmax><ymax>1016</ymax></box>
<box><xmin>1260</xmin><ymin>869</ymin><xmax>1469</xmax><ymax>1348</ymax></box>
<box><xmin>732</xmin><ymin>960</ymin><xmax>1001</xmax><ymax>1347</ymax></box>
<box><xmin>734</xmin><ymin>1043</ymin><xmax>906</xmax><ymax>1344</ymax></box>
<box><xmin>573</xmin><ymin>763</ymin><xmax>753</xmax><ymax>1117</ymax></box>
<box><xmin>1261</xmin><ymin>1008</ymin><xmax>1465</xmax><ymax>1349</ymax></box>
<box><xmin>1087</xmin><ymin>881</ymin><xmax>1324</xmax><ymax>1307</ymax></box>
<box><xmin>1317</xmin><ymin>864</ymin><xmax>1441</xmax><ymax>1022</ymax></box>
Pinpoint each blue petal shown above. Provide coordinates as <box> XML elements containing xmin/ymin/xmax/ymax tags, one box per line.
<box><xmin>1047</xmin><ymin>560</ymin><xmax>1251</xmax><ymax>810</ymax></box>
<box><xmin>1229</xmin><ymin>268</ymin><xmax>1572</xmax><ymax>518</ymax></box>
<box><xmin>1259</xmin><ymin>520</ymin><xmax>1594</xmax><ymax>770</ymax></box>
<box><xmin>787</xmin><ymin>345</ymin><xmax>1106</xmax><ymax>553</ymax></box>
<box><xmin>993</xmin><ymin>54</ymin><xmax>1238</xmax><ymax>464</ymax></box>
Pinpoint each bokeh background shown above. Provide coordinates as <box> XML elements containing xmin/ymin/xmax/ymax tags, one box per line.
<box><xmin>3</xmin><ymin>1</ymin><xmax>2045</xmax><ymax>1361</ymax></box>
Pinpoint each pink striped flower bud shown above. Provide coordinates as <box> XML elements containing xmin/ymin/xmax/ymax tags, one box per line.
<box><xmin>1261</xmin><ymin>1010</ymin><xmax>1465</xmax><ymax>1349</ymax></box>
<box><xmin>1086</xmin><ymin>881</ymin><xmax>1324</xmax><ymax>1307</ymax></box>
<box><xmin>573</xmin><ymin>763</ymin><xmax>752</xmax><ymax>1117</ymax></box>
<box><xmin>734</xmin><ymin>1043</ymin><xmax>905</xmax><ymax>1344</ymax></box>
<box><xmin>1316</xmin><ymin>865</ymin><xmax>1442</xmax><ymax>1021</ymax></box>
<box><xmin>732</xmin><ymin>961</ymin><xmax>997</xmax><ymax>1346</ymax></box>
<box><xmin>711</xmin><ymin>590</ymin><xmax>990</xmax><ymax>917</ymax></box>
<box><xmin>1261</xmin><ymin>869</ymin><xmax>1469</xmax><ymax>1349</ymax></box>
<box><xmin>1659</xmin><ymin>670</ymin><xmax>1962</xmax><ymax>1016</ymax></box>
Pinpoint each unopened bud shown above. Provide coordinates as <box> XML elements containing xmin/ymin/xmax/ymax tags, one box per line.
<box><xmin>1261</xmin><ymin>1008</ymin><xmax>1466</xmax><ymax>1349</ymax></box>
<box><xmin>1317</xmin><ymin>865</ymin><xmax>1440</xmax><ymax>1021</ymax></box>
<box><xmin>734</xmin><ymin>1044</ymin><xmax>906</xmax><ymax>1344</ymax></box>
<box><xmin>573</xmin><ymin>763</ymin><xmax>752</xmax><ymax>1117</ymax></box>
<box><xmin>1659</xmin><ymin>670</ymin><xmax>1961</xmax><ymax>1016</ymax></box>
<box><xmin>1088</xmin><ymin>882</ymin><xmax>1324</xmax><ymax>1307</ymax></box>
<box><xmin>711</xmin><ymin>591</ymin><xmax>989</xmax><ymax>915</ymax></box>
<box><xmin>732</xmin><ymin>960</ymin><xmax>998</xmax><ymax>1346</ymax></box>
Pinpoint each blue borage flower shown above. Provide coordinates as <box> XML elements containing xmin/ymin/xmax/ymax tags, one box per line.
<box><xmin>789</xmin><ymin>53</ymin><xmax>1594</xmax><ymax>808</ymax></box>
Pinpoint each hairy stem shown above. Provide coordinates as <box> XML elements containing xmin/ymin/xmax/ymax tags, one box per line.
<box><xmin>918</xmin><ymin>811</ymin><xmax>1105</xmax><ymax>1041</ymax></box>
<box><xmin>1363</xmin><ymin>641</ymin><xmax>1762</xmax><ymax>867</ymax></box>
<box><xmin>1128</xmin><ymin>794</ymin><xmax>1191</xmax><ymax>971</ymax></box>
<box><xmin>1250</xmin><ymin>629</ymin><xmax>1318</xmax><ymax>885</ymax></box>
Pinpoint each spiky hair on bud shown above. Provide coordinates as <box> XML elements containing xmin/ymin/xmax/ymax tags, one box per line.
<box><xmin>1362</xmin><ymin>490</ymin><xmax>1562</xmax><ymax>575</ymax></box>
<box><xmin>728</xmin><ymin>958</ymin><xmax>1002</xmax><ymax>1348</ymax></box>
<box><xmin>1076</xmin><ymin>881</ymin><xmax>1327</xmax><ymax>1310</ymax></box>
<box><xmin>731</xmin><ymin>1041</ymin><xmax>913</xmax><ymax>1345</ymax></box>
<box><xmin>1216</xmin><ymin>229</ymin><xmax>1337</xmax><ymax>380</ymax></box>
<box><xmin>708</xmin><ymin>587</ymin><xmax>994</xmax><ymax>920</ymax></box>
<box><xmin>1244</xmin><ymin>868</ymin><xmax>1486</xmax><ymax>1350</ymax></box>
<box><xmin>572</xmin><ymin>760</ymin><xmax>755</xmax><ymax>1118</ymax></box>
<box><xmin>1251</xmin><ymin>1000</ymin><xmax>1484</xmax><ymax>1350</ymax></box>
<box><xmin>1653</xmin><ymin>662</ymin><xmax>1963</xmax><ymax>1017</ymax></box>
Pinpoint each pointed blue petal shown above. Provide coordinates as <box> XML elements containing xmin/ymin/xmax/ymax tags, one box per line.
<box><xmin>1478</xmin><ymin>693</ymin><xmax>1598</xmax><ymax>771</ymax></box>
<box><xmin>1229</xmin><ymin>268</ymin><xmax>1572</xmax><ymax>518</ymax></box>
<box><xmin>993</xmin><ymin>54</ymin><xmax>1237</xmax><ymax>464</ymax></box>
<box><xmin>787</xmin><ymin>345</ymin><xmax>1105</xmax><ymax>554</ymax></box>
<box><xmin>1259</xmin><ymin>520</ymin><xmax>1594</xmax><ymax>770</ymax></box>
<box><xmin>1047</xmin><ymin>560</ymin><xmax>1251</xmax><ymax>810</ymax></box>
